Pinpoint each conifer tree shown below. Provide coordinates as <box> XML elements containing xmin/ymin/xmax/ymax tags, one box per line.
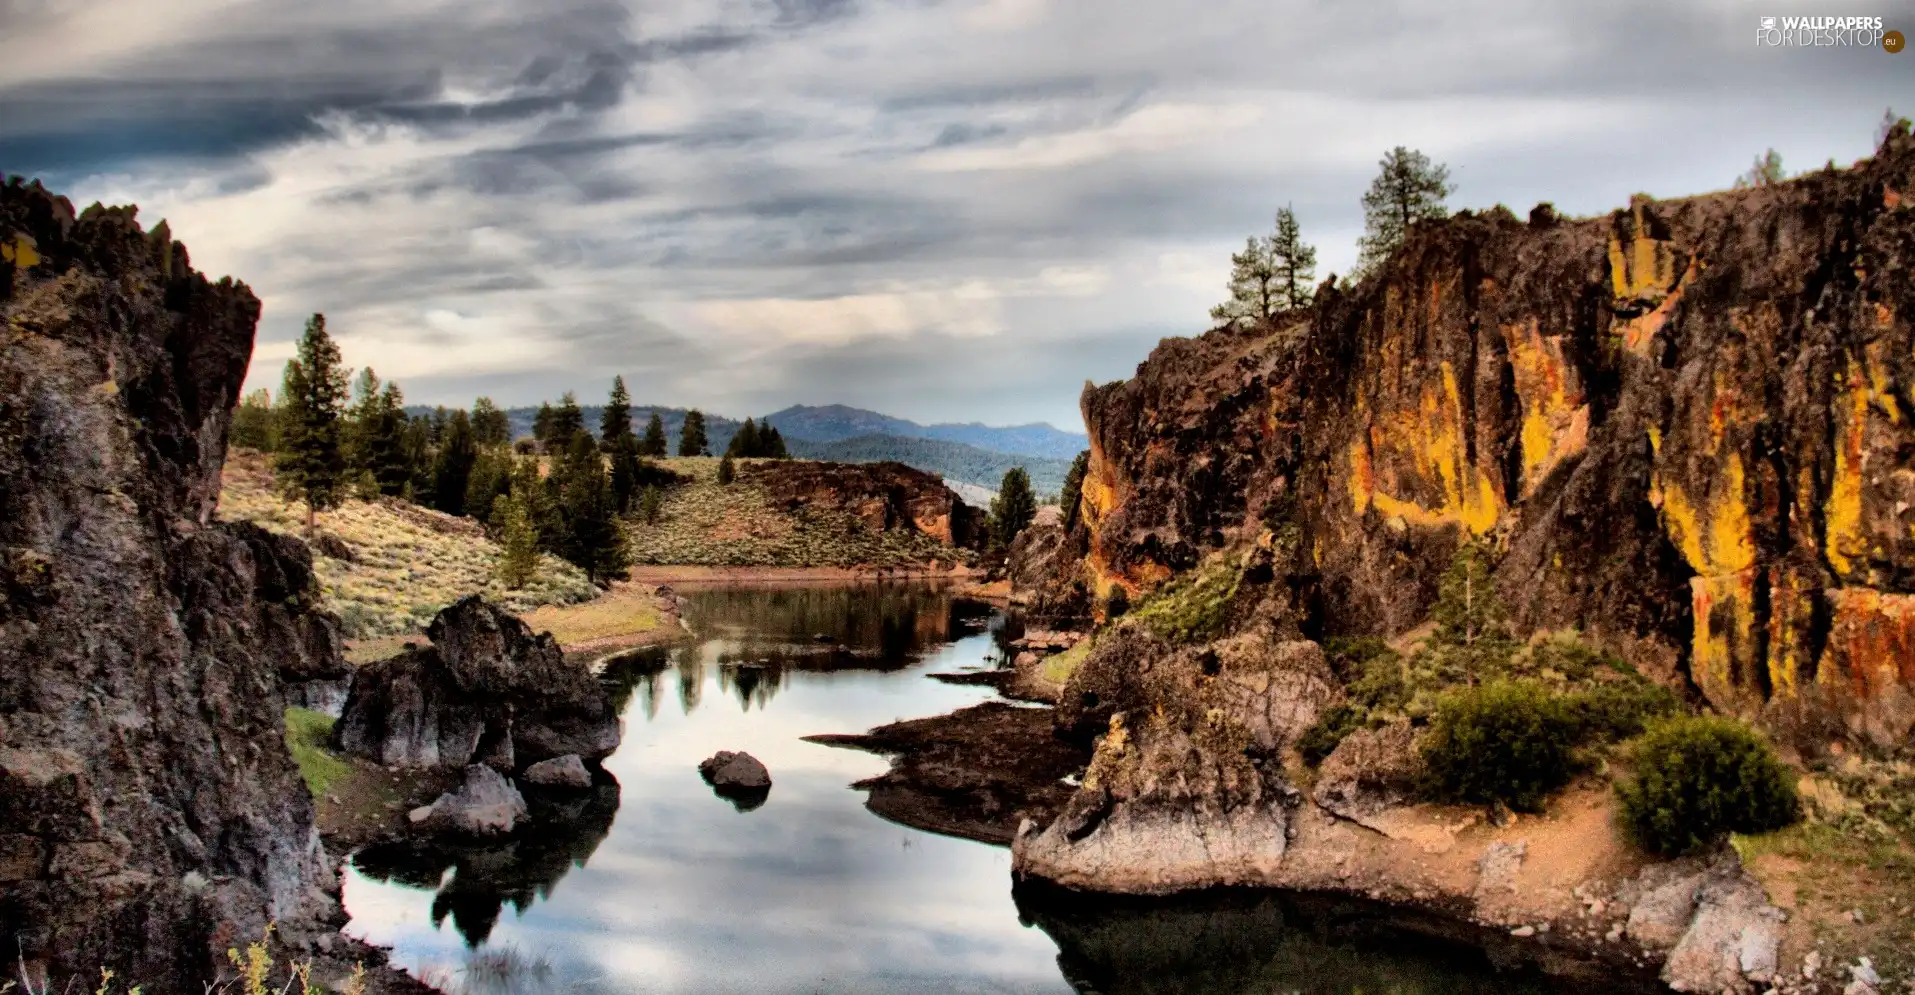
<box><xmin>608</xmin><ymin>434</ymin><xmax>642</xmax><ymax>513</ymax></box>
<box><xmin>639</xmin><ymin>484</ymin><xmax>663</xmax><ymax>525</ymax></box>
<box><xmin>762</xmin><ymin>424</ymin><xmax>789</xmax><ymax>459</ymax></box>
<box><xmin>471</xmin><ymin>397</ymin><xmax>511</xmax><ymax>448</ymax></box>
<box><xmin>717</xmin><ymin>452</ymin><xmax>737</xmax><ymax>485</ymax></box>
<box><xmin>231</xmin><ymin>388</ymin><xmax>279</xmax><ymax>452</ymax></box>
<box><xmin>1357</xmin><ymin>146</ymin><xmax>1454</xmax><ymax>274</ymax></box>
<box><xmin>276</xmin><ymin>313</ymin><xmax>351</xmax><ymax>529</ymax></box>
<box><xmin>1059</xmin><ymin>450</ymin><xmax>1091</xmax><ymax>533</ymax></box>
<box><xmin>640</xmin><ymin>412</ymin><xmax>668</xmax><ymax>457</ymax></box>
<box><xmin>493</xmin><ymin>493</ymin><xmax>540</xmax><ymax>589</ymax></box>
<box><xmin>465</xmin><ymin>446</ymin><xmax>514</xmax><ymax>523</ymax></box>
<box><xmin>678</xmin><ymin>409</ymin><xmax>709</xmax><ymax>457</ymax></box>
<box><xmin>550</xmin><ymin>391</ymin><xmax>585</xmax><ymax>449</ymax></box>
<box><xmin>554</xmin><ymin>433</ymin><xmax>628</xmax><ymax>584</ymax></box>
<box><xmin>1734</xmin><ymin>149</ymin><xmax>1786</xmax><ymax>189</ymax></box>
<box><xmin>431</xmin><ymin>409</ymin><xmax>479</xmax><ymax>516</ymax></box>
<box><xmin>728</xmin><ymin>418</ymin><xmax>760</xmax><ymax>458</ymax></box>
<box><xmin>509</xmin><ymin>453</ymin><xmax>563</xmax><ymax>551</ymax></box>
<box><xmin>989</xmin><ymin>466</ymin><xmax>1038</xmax><ymax>548</ymax></box>
<box><xmin>533</xmin><ymin>402</ymin><xmax>556</xmax><ymax>448</ymax></box>
<box><xmin>364</xmin><ymin>382</ymin><xmax>411</xmax><ymax>497</ymax></box>
<box><xmin>601</xmin><ymin>376</ymin><xmax>633</xmax><ymax>445</ymax></box>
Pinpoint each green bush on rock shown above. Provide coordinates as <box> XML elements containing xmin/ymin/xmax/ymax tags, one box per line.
<box><xmin>1617</xmin><ymin>716</ymin><xmax>1801</xmax><ymax>856</ymax></box>
<box><xmin>1419</xmin><ymin>680</ymin><xmax>1579</xmax><ymax>812</ymax></box>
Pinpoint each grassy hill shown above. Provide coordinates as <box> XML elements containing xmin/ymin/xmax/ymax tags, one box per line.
<box><xmin>217</xmin><ymin>450</ymin><xmax>597</xmax><ymax>642</ymax></box>
<box><xmin>784</xmin><ymin>434</ymin><xmax>1075</xmax><ymax>495</ymax></box>
<box><xmin>764</xmin><ymin>404</ymin><xmax>1088</xmax><ymax>459</ymax></box>
<box><xmin>626</xmin><ymin>457</ymin><xmax>970</xmax><ymax>568</ymax></box>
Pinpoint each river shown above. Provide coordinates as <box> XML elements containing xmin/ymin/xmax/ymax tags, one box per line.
<box><xmin>341</xmin><ymin>583</ymin><xmax>1610</xmax><ymax>994</ymax></box>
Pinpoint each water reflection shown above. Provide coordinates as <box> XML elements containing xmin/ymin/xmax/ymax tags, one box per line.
<box><xmin>353</xmin><ymin>780</ymin><xmax>622</xmax><ymax>948</ymax></box>
<box><xmin>1012</xmin><ymin>880</ymin><xmax>1656</xmax><ymax>995</ymax></box>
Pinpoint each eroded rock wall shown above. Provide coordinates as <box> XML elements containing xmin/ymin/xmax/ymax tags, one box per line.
<box><xmin>745</xmin><ymin>459</ymin><xmax>986</xmax><ymax>549</ymax></box>
<box><xmin>1074</xmin><ymin>130</ymin><xmax>1915</xmax><ymax>749</ymax></box>
<box><xmin>0</xmin><ymin>179</ymin><xmax>344</xmax><ymax>986</ymax></box>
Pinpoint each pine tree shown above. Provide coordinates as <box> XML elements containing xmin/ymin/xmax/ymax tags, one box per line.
<box><xmin>509</xmin><ymin>453</ymin><xmax>563</xmax><ymax>551</ymax></box>
<box><xmin>601</xmin><ymin>376</ymin><xmax>633</xmax><ymax>444</ymax></box>
<box><xmin>466</xmin><ymin>446</ymin><xmax>514</xmax><ymax>523</ymax></box>
<box><xmin>1268</xmin><ymin>205</ymin><xmax>1317</xmax><ymax>310</ymax></box>
<box><xmin>1734</xmin><ymin>149</ymin><xmax>1786</xmax><ymax>189</ymax></box>
<box><xmin>471</xmin><ymin>397</ymin><xmax>511</xmax><ymax>448</ymax></box>
<box><xmin>640</xmin><ymin>412</ymin><xmax>668</xmax><ymax>457</ymax></box>
<box><xmin>493</xmin><ymin>494</ymin><xmax>541</xmax><ymax>590</ymax></box>
<box><xmin>639</xmin><ymin>484</ymin><xmax>663</xmax><ymax>525</ymax></box>
<box><xmin>989</xmin><ymin>466</ymin><xmax>1038</xmax><ymax>548</ymax></box>
<box><xmin>762</xmin><ymin>425</ymin><xmax>789</xmax><ymax>459</ymax></box>
<box><xmin>533</xmin><ymin>402</ymin><xmax>556</xmax><ymax>448</ymax></box>
<box><xmin>728</xmin><ymin>418</ymin><xmax>760</xmax><ymax>458</ymax></box>
<box><xmin>678</xmin><ymin>409</ymin><xmax>709</xmax><ymax>457</ymax></box>
<box><xmin>554</xmin><ymin>433</ymin><xmax>628</xmax><ymax>584</ymax></box>
<box><xmin>717</xmin><ymin>452</ymin><xmax>737</xmax><ymax>485</ymax></box>
<box><xmin>1357</xmin><ymin>146</ymin><xmax>1454</xmax><ymax>274</ymax></box>
<box><xmin>401</xmin><ymin>415</ymin><xmax>434</xmax><ymax>501</ymax></box>
<box><xmin>231</xmin><ymin>388</ymin><xmax>279</xmax><ymax>451</ymax></box>
<box><xmin>275</xmin><ymin>313</ymin><xmax>351</xmax><ymax>530</ymax></box>
<box><xmin>551</xmin><ymin>391</ymin><xmax>585</xmax><ymax>449</ymax></box>
<box><xmin>1059</xmin><ymin>450</ymin><xmax>1091</xmax><ymax>533</ymax></box>
<box><xmin>431</xmin><ymin>409</ymin><xmax>478</xmax><ymax>516</ymax></box>
<box><xmin>366</xmin><ymin>382</ymin><xmax>411</xmax><ymax>497</ymax></box>
<box><xmin>607</xmin><ymin>434</ymin><xmax>641</xmax><ymax>513</ymax></box>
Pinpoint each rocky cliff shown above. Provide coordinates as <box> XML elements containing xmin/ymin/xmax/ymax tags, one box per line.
<box><xmin>1072</xmin><ymin>126</ymin><xmax>1915</xmax><ymax>751</ymax></box>
<box><xmin>746</xmin><ymin>459</ymin><xmax>986</xmax><ymax>549</ymax></box>
<box><xmin>0</xmin><ymin>179</ymin><xmax>347</xmax><ymax>987</ymax></box>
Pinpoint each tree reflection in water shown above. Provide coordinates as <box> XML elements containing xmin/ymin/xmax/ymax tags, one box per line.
<box><xmin>352</xmin><ymin>778</ymin><xmax>622</xmax><ymax>948</ymax></box>
<box><xmin>1010</xmin><ymin>879</ymin><xmax>1663</xmax><ymax>995</ymax></box>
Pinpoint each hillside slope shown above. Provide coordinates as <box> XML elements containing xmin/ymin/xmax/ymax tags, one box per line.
<box><xmin>1069</xmin><ymin>128</ymin><xmax>1915</xmax><ymax>749</ymax></box>
<box><xmin>764</xmin><ymin>403</ymin><xmax>1087</xmax><ymax>459</ymax></box>
<box><xmin>786</xmin><ymin>433</ymin><xmax>1076</xmax><ymax>494</ymax></box>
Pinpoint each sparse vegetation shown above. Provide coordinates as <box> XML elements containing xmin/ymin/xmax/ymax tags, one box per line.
<box><xmin>1734</xmin><ymin>148</ymin><xmax>1787</xmax><ymax>188</ymax></box>
<box><xmin>284</xmin><ymin>707</ymin><xmax>349</xmax><ymax>798</ymax></box>
<box><xmin>220</xmin><ymin>449</ymin><xmax>596</xmax><ymax>638</ymax></box>
<box><xmin>1618</xmin><ymin>716</ymin><xmax>1800</xmax><ymax>856</ymax></box>
<box><xmin>1129</xmin><ymin>556</ymin><xmax>1241</xmax><ymax>643</ymax></box>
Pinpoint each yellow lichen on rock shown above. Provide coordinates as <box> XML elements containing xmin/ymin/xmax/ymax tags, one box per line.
<box><xmin>1826</xmin><ymin>358</ymin><xmax>1871</xmax><ymax>579</ymax></box>
<box><xmin>1690</xmin><ymin>568</ymin><xmax>1761</xmax><ymax>714</ymax></box>
<box><xmin>1607</xmin><ymin>203</ymin><xmax>1678</xmax><ymax>302</ymax></box>
<box><xmin>1346</xmin><ymin>363</ymin><xmax>1502</xmax><ymax>535</ymax></box>
<box><xmin>1</xmin><ymin>232</ymin><xmax>41</xmax><ymax>269</ymax></box>
<box><xmin>1503</xmin><ymin>319</ymin><xmax>1588</xmax><ymax>495</ymax></box>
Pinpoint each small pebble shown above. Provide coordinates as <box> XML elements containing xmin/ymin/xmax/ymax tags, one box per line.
<box><xmin>1510</xmin><ymin>925</ymin><xmax>1536</xmax><ymax>938</ymax></box>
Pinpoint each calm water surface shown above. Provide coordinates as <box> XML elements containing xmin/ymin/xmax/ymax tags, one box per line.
<box><xmin>341</xmin><ymin>584</ymin><xmax>1618</xmax><ymax>995</ymax></box>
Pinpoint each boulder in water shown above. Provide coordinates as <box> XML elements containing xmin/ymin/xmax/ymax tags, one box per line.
<box><xmin>699</xmin><ymin>750</ymin><xmax>773</xmax><ymax>811</ymax></box>
<box><xmin>523</xmin><ymin>754</ymin><xmax>593</xmax><ymax>790</ymax></box>
<box><xmin>419</xmin><ymin>765</ymin><xmax>527</xmax><ymax>837</ymax></box>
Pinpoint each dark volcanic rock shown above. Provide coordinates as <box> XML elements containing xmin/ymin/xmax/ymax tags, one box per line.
<box><xmin>1071</xmin><ymin>128</ymin><xmax>1915</xmax><ymax>750</ymax></box>
<box><xmin>522</xmin><ymin>754</ymin><xmax>592</xmax><ymax>790</ymax></box>
<box><xmin>743</xmin><ymin>459</ymin><xmax>986</xmax><ymax>549</ymax></box>
<box><xmin>334</xmin><ymin>596</ymin><xmax>621</xmax><ymax>770</ymax></box>
<box><xmin>0</xmin><ymin>179</ymin><xmax>346</xmax><ymax>987</ymax></box>
<box><xmin>418</xmin><ymin>765</ymin><xmax>528</xmax><ymax>838</ymax></box>
<box><xmin>698</xmin><ymin>750</ymin><xmax>772</xmax><ymax>811</ymax></box>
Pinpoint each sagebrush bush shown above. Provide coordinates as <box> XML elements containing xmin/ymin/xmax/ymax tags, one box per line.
<box><xmin>1617</xmin><ymin>716</ymin><xmax>1800</xmax><ymax>856</ymax></box>
<box><xmin>1420</xmin><ymin>680</ymin><xmax>1579</xmax><ymax>812</ymax></box>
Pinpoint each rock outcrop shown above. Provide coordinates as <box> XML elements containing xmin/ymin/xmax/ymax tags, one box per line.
<box><xmin>334</xmin><ymin>596</ymin><xmax>621</xmax><ymax>770</ymax></box>
<box><xmin>1069</xmin><ymin>127</ymin><xmax>1915</xmax><ymax>750</ymax></box>
<box><xmin>413</xmin><ymin>765</ymin><xmax>528</xmax><ymax>838</ymax></box>
<box><xmin>744</xmin><ymin>459</ymin><xmax>986</xmax><ymax>549</ymax></box>
<box><xmin>0</xmin><ymin>179</ymin><xmax>344</xmax><ymax>987</ymax></box>
<box><xmin>522</xmin><ymin>754</ymin><xmax>592</xmax><ymax>789</ymax></box>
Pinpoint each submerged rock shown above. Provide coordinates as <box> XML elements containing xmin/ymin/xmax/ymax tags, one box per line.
<box><xmin>333</xmin><ymin>596</ymin><xmax>621</xmax><ymax>771</ymax></box>
<box><xmin>0</xmin><ymin>179</ymin><xmax>344</xmax><ymax>988</ymax></box>
<box><xmin>523</xmin><ymin>754</ymin><xmax>592</xmax><ymax>790</ymax></box>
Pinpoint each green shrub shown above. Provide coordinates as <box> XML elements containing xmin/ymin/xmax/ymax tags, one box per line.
<box><xmin>1131</xmin><ymin>560</ymin><xmax>1241</xmax><ymax>643</ymax></box>
<box><xmin>1617</xmin><ymin>716</ymin><xmax>1801</xmax><ymax>856</ymax></box>
<box><xmin>1420</xmin><ymin>680</ymin><xmax>1579</xmax><ymax>812</ymax></box>
<box><xmin>1297</xmin><ymin>704</ymin><xmax>1360</xmax><ymax>766</ymax></box>
<box><xmin>1566</xmin><ymin>678</ymin><xmax>1681</xmax><ymax>742</ymax></box>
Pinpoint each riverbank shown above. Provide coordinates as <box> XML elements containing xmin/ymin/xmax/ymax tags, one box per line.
<box><xmin>625</xmin><ymin>563</ymin><xmax>982</xmax><ymax>586</ymax></box>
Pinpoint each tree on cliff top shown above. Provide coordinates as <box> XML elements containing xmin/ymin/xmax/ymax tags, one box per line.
<box><xmin>1211</xmin><ymin>205</ymin><xmax>1316</xmax><ymax>327</ymax></box>
<box><xmin>679</xmin><ymin>409</ymin><xmax>709</xmax><ymax>457</ymax></box>
<box><xmin>640</xmin><ymin>412</ymin><xmax>669</xmax><ymax>457</ymax></box>
<box><xmin>1357</xmin><ymin>146</ymin><xmax>1453</xmax><ymax>274</ymax></box>
<box><xmin>1734</xmin><ymin>149</ymin><xmax>1786</xmax><ymax>189</ymax></box>
<box><xmin>601</xmin><ymin>376</ymin><xmax>633</xmax><ymax>444</ymax></box>
<box><xmin>276</xmin><ymin>313</ymin><xmax>351</xmax><ymax>529</ymax></box>
<box><xmin>990</xmin><ymin>466</ymin><xmax>1038</xmax><ymax>548</ymax></box>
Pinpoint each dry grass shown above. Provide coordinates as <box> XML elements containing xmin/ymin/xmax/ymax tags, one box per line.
<box><xmin>625</xmin><ymin>457</ymin><xmax>964</xmax><ymax>569</ymax></box>
<box><xmin>520</xmin><ymin>583</ymin><xmax>669</xmax><ymax>648</ymax></box>
<box><xmin>219</xmin><ymin>450</ymin><xmax>597</xmax><ymax>639</ymax></box>
<box><xmin>1737</xmin><ymin>822</ymin><xmax>1915</xmax><ymax>987</ymax></box>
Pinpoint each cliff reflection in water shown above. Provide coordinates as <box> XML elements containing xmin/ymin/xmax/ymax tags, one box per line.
<box><xmin>1011</xmin><ymin>880</ymin><xmax>1661</xmax><ymax>995</ymax></box>
<box><xmin>351</xmin><ymin>779</ymin><xmax>621</xmax><ymax>947</ymax></box>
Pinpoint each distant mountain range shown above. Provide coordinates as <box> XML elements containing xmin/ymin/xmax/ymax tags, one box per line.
<box><xmin>410</xmin><ymin>402</ymin><xmax>1086</xmax><ymax>498</ymax></box>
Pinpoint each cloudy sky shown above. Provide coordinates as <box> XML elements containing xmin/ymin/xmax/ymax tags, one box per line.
<box><xmin>1</xmin><ymin>0</ymin><xmax>1906</xmax><ymax>429</ymax></box>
